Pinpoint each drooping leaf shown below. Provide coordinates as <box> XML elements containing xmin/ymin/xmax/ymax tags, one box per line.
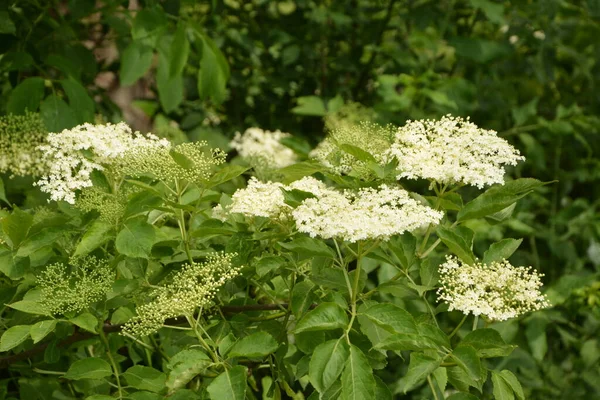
<box><xmin>64</xmin><ymin>358</ymin><xmax>112</xmax><ymax>380</ymax></box>
<box><xmin>228</xmin><ymin>331</ymin><xmax>278</xmax><ymax>359</ymax></box>
<box><xmin>309</xmin><ymin>339</ymin><xmax>349</xmax><ymax>393</ymax></box>
<box><xmin>401</xmin><ymin>353</ymin><xmax>442</xmax><ymax>393</ymax></box>
<box><xmin>60</xmin><ymin>77</ymin><xmax>95</xmax><ymax>123</ymax></box>
<box><xmin>206</xmin><ymin>365</ymin><xmax>247</xmax><ymax>400</ymax></box>
<box><xmin>291</xmin><ymin>96</ymin><xmax>326</xmax><ymax>116</ymax></box>
<box><xmin>291</xmin><ymin>280</ymin><xmax>317</xmax><ymax>318</ymax></box>
<box><xmin>460</xmin><ymin>329</ymin><xmax>515</xmax><ymax>358</ymax></box>
<box><xmin>120</xmin><ymin>41</ymin><xmax>154</xmax><ymax>86</ymax></box>
<box><xmin>73</xmin><ymin>220</ymin><xmax>113</xmax><ymax>257</ymax></box>
<box><xmin>30</xmin><ymin>320</ymin><xmax>57</xmax><ymax>344</ymax></box>
<box><xmin>341</xmin><ymin>345</ymin><xmax>376</xmax><ymax>400</ymax></box>
<box><xmin>0</xmin><ymin>325</ymin><xmax>31</xmax><ymax>352</ymax></box>
<box><xmin>295</xmin><ymin>303</ymin><xmax>349</xmax><ymax>333</ymax></box>
<box><xmin>69</xmin><ymin>313</ymin><xmax>98</xmax><ymax>333</ymax></box>
<box><xmin>123</xmin><ymin>365</ymin><xmax>167</xmax><ymax>393</ymax></box>
<box><xmin>482</xmin><ymin>238</ymin><xmax>522</xmax><ymax>264</ymax></box>
<box><xmin>361</xmin><ymin>303</ymin><xmax>418</xmax><ymax>335</ymax></box>
<box><xmin>40</xmin><ymin>94</ymin><xmax>78</xmax><ymax>132</ymax></box>
<box><xmin>451</xmin><ymin>345</ymin><xmax>482</xmax><ymax>383</ymax></box>
<box><xmin>437</xmin><ymin>226</ymin><xmax>476</xmax><ymax>264</ymax></box>
<box><xmin>116</xmin><ymin>218</ymin><xmax>155</xmax><ymax>258</ymax></box>
<box><xmin>170</xmin><ymin>23</ymin><xmax>190</xmax><ymax>77</ymax></box>
<box><xmin>7</xmin><ymin>77</ymin><xmax>45</xmax><ymax>114</ymax></box>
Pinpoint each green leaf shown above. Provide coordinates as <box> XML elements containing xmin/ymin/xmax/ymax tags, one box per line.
<box><xmin>228</xmin><ymin>331</ymin><xmax>278</xmax><ymax>358</ymax></box>
<box><xmin>7</xmin><ymin>77</ymin><xmax>45</xmax><ymax>114</ymax></box>
<box><xmin>482</xmin><ymin>238</ymin><xmax>522</xmax><ymax>264</ymax></box>
<box><xmin>73</xmin><ymin>220</ymin><xmax>113</xmax><ymax>257</ymax></box>
<box><xmin>2</xmin><ymin>207</ymin><xmax>33</xmax><ymax>248</ymax></box>
<box><xmin>436</xmin><ymin>226</ymin><xmax>476</xmax><ymax>264</ymax></box>
<box><xmin>278</xmin><ymin>160</ymin><xmax>327</xmax><ymax>184</ymax></box>
<box><xmin>8</xmin><ymin>300</ymin><xmax>49</xmax><ymax>316</ymax></box>
<box><xmin>401</xmin><ymin>353</ymin><xmax>442</xmax><ymax>393</ymax></box>
<box><xmin>0</xmin><ymin>11</ymin><xmax>16</xmax><ymax>34</ymax></box>
<box><xmin>341</xmin><ymin>345</ymin><xmax>375</xmax><ymax>400</ymax></box>
<box><xmin>70</xmin><ymin>313</ymin><xmax>98</xmax><ymax>333</ymax></box>
<box><xmin>0</xmin><ymin>178</ymin><xmax>9</xmax><ymax>206</ymax></box>
<box><xmin>40</xmin><ymin>95</ymin><xmax>78</xmax><ymax>132</ymax></box>
<box><xmin>206</xmin><ymin>365</ymin><xmax>247</xmax><ymax>400</ymax></box>
<box><xmin>197</xmin><ymin>36</ymin><xmax>228</xmax><ymax>105</ymax></box>
<box><xmin>339</xmin><ymin>144</ymin><xmax>377</xmax><ymax>163</ymax></box>
<box><xmin>291</xmin><ymin>280</ymin><xmax>317</xmax><ymax>318</ymax></box>
<box><xmin>525</xmin><ymin>315</ymin><xmax>548</xmax><ymax>361</ymax></box>
<box><xmin>291</xmin><ymin>96</ymin><xmax>326</xmax><ymax>116</ymax></box>
<box><xmin>295</xmin><ymin>302</ymin><xmax>349</xmax><ymax>333</ymax></box>
<box><xmin>157</xmin><ymin>50</ymin><xmax>183</xmax><ymax>113</ymax></box>
<box><xmin>60</xmin><ymin>78</ymin><xmax>95</xmax><ymax>123</ymax></box>
<box><xmin>496</xmin><ymin>370</ymin><xmax>525</xmax><ymax>400</ymax></box>
<box><xmin>0</xmin><ymin>325</ymin><xmax>31</xmax><ymax>351</ymax></box>
<box><xmin>16</xmin><ymin>227</ymin><xmax>63</xmax><ymax>257</ymax></box>
<box><xmin>309</xmin><ymin>339</ymin><xmax>349</xmax><ymax>393</ymax></box>
<box><xmin>170</xmin><ymin>24</ymin><xmax>190</xmax><ymax>77</ymax></box>
<box><xmin>361</xmin><ymin>303</ymin><xmax>418</xmax><ymax>335</ymax></box>
<box><xmin>205</xmin><ymin>165</ymin><xmax>249</xmax><ymax>188</ymax></box>
<box><xmin>116</xmin><ymin>218</ymin><xmax>155</xmax><ymax>258</ymax></box>
<box><xmin>469</xmin><ymin>0</ymin><xmax>505</xmax><ymax>24</ymax></box>
<box><xmin>457</xmin><ymin>179</ymin><xmax>547</xmax><ymax>222</ymax></box>
<box><xmin>279</xmin><ymin>236</ymin><xmax>335</xmax><ymax>260</ymax></box>
<box><xmin>447</xmin><ymin>393</ymin><xmax>480</xmax><ymax>400</ymax></box>
<box><xmin>131</xmin><ymin>9</ymin><xmax>167</xmax><ymax>47</ymax></box>
<box><xmin>491</xmin><ymin>370</ymin><xmax>515</xmax><ymax>400</ymax></box>
<box><xmin>120</xmin><ymin>41</ymin><xmax>154</xmax><ymax>86</ymax></box>
<box><xmin>451</xmin><ymin>345</ymin><xmax>482</xmax><ymax>383</ymax></box>
<box><xmin>460</xmin><ymin>329</ymin><xmax>515</xmax><ymax>358</ymax></box>
<box><xmin>375</xmin><ymin>333</ymin><xmax>441</xmax><ymax>352</ymax></box>
<box><xmin>385</xmin><ymin>234</ymin><xmax>417</xmax><ymax>269</ymax></box>
<box><xmin>30</xmin><ymin>320</ymin><xmax>57</xmax><ymax>344</ymax></box>
<box><xmin>169</xmin><ymin>148</ymin><xmax>195</xmax><ymax>169</ymax></box>
<box><xmin>123</xmin><ymin>365</ymin><xmax>167</xmax><ymax>393</ymax></box>
<box><xmin>64</xmin><ymin>358</ymin><xmax>112</xmax><ymax>380</ymax></box>
<box><xmin>166</xmin><ymin>349</ymin><xmax>211</xmax><ymax>392</ymax></box>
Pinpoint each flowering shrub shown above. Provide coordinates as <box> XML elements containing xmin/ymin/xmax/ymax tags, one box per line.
<box><xmin>0</xmin><ymin>115</ymin><xmax>552</xmax><ymax>400</ymax></box>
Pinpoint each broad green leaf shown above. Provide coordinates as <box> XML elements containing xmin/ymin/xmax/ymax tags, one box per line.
<box><xmin>169</xmin><ymin>148</ymin><xmax>195</xmax><ymax>169</ymax></box>
<box><xmin>40</xmin><ymin>94</ymin><xmax>78</xmax><ymax>132</ymax></box>
<box><xmin>291</xmin><ymin>280</ymin><xmax>317</xmax><ymax>317</ymax></box>
<box><xmin>449</xmin><ymin>37</ymin><xmax>510</xmax><ymax>64</ymax></box>
<box><xmin>228</xmin><ymin>331</ymin><xmax>278</xmax><ymax>358</ymax></box>
<box><xmin>401</xmin><ymin>353</ymin><xmax>442</xmax><ymax>393</ymax></box>
<box><xmin>0</xmin><ymin>11</ymin><xmax>16</xmax><ymax>34</ymax></box>
<box><xmin>206</xmin><ymin>365</ymin><xmax>247</xmax><ymax>400</ymax></box>
<box><xmin>0</xmin><ymin>325</ymin><xmax>31</xmax><ymax>351</ymax></box>
<box><xmin>8</xmin><ymin>300</ymin><xmax>49</xmax><ymax>316</ymax></box>
<box><xmin>295</xmin><ymin>302</ymin><xmax>349</xmax><ymax>333</ymax></box>
<box><xmin>2</xmin><ymin>207</ymin><xmax>33</xmax><ymax>248</ymax></box>
<box><xmin>460</xmin><ymin>329</ymin><xmax>515</xmax><ymax>358</ymax></box>
<box><xmin>339</xmin><ymin>144</ymin><xmax>377</xmax><ymax>163</ymax></box>
<box><xmin>64</xmin><ymin>358</ymin><xmax>112</xmax><ymax>380</ymax></box>
<box><xmin>341</xmin><ymin>345</ymin><xmax>375</xmax><ymax>400</ymax></box>
<box><xmin>157</xmin><ymin>50</ymin><xmax>183</xmax><ymax>113</ymax></box>
<box><xmin>525</xmin><ymin>315</ymin><xmax>548</xmax><ymax>361</ymax></box>
<box><xmin>206</xmin><ymin>165</ymin><xmax>249</xmax><ymax>188</ymax></box>
<box><xmin>447</xmin><ymin>393</ymin><xmax>480</xmax><ymax>400</ymax></box>
<box><xmin>166</xmin><ymin>349</ymin><xmax>211</xmax><ymax>392</ymax></box>
<box><xmin>384</xmin><ymin>234</ymin><xmax>417</xmax><ymax>269</ymax></box>
<box><xmin>491</xmin><ymin>370</ymin><xmax>515</xmax><ymax>400</ymax></box>
<box><xmin>451</xmin><ymin>345</ymin><xmax>482</xmax><ymax>383</ymax></box>
<box><xmin>279</xmin><ymin>236</ymin><xmax>335</xmax><ymax>260</ymax></box>
<box><xmin>116</xmin><ymin>218</ymin><xmax>155</xmax><ymax>258</ymax></box>
<box><xmin>123</xmin><ymin>365</ymin><xmax>167</xmax><ymax>393</ymax></box>
<box><xmin>131</xmin><ymin>9</ymin><xmax>167</xmax><ymax>47</ymax></box>
<box><xmin>170</xmin><ymin>24</ymin><xmax>190</xmax><ymax>77</ymax></box>
<box><xmin>7</xmin><ymin>77</ymin><xmax>45</xmax><ymax>114</ymax></box>
<box><xmin>436</xmin><ymin>226</ymin><xmax>476</xmax><ymax>264</ymax></box>
<box><xmin>70</xmin><ymin>313</ymin><xmax>98</xmax><ymax>333</ymax></box>
<box><xmin>61</xmin><ymin>77</ymin><xmax>95</xmax><ymax>123</ymax></box>
<box><xmin>375</xmin><ymin>333</ymin><xmax>441</xmax><ymax>352</ymax></box>
<box><xmin>482</xmin><ymin>238</ymin><xmax>522</xmax><ymax>264</ymax></box>
<box><xmin>457</xmin><ymin>179</ymin><xmax>547</xmax><ymax>221</ymax></box>
<box><xmin>74</xmin><ymin>220</ymin><xmax>113</xmax><ymax>257</ymax></box>
<box><xmin>497</xmin><ymin>370</ymin><xmax>525</xmax><ymax>400</ymax></box>
<box><xmin>291</xmin><ymin>96</ymin><xmax>326</xmax><ymax>116</ymax></box>
<box><xmin>120</xmin><ymin>41</ymin><xmax>154</xmax><ymax>86</ymax></box>
<box><xmin>30</xmin><ymin>320</ymin><xmax>57</xmax><ymax>344</ymax></box>
<box><xmin>0</xmin><ymin>252</ymin><xmax>29</xmax><ymax>279</ymax></box>
<box><xmin>309</xmin><ymin>339</ymin><xmax>349</xmax><ymax>393</ymax></box>
<box><xmin>16</xmin><ymin>227</ymin><xmax>62</xmax><ymax>257</ymax></box>
<box><xmin>278</xmin><ymin>160</ymin><xmax>326</xmax><ymax>184</ymax></box>
<box><xmin>361</xmin><ymin>303</ymin><xmax>418</xmax><ymax>335</ymax></box>
<box><xmin>197</xmin><ymin>36</ymin><xmax>227</xmax><ymax>105</ymax></box>
<box><xmin>469</xmin><ymin>0</ymin><xmax>505</xmax><ymax>24</ymax></box>
<box><xmin>254</xmin><ymin>255</ymin><xmax>285</xmax><ymax>277</ymax></box>
<box><xmin>373</xmin><ymin>375</ymin><xmax>393</xmax><ymax>400</ymax></box>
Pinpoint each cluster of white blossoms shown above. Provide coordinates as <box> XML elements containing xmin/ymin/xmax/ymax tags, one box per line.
<box><xmin>292</xmin><ymin>185</ymin><xmax>444</xmax><ymax>242</ymax></box>
<box><xmin>384</xmin><ymin>115</ymin><xmax>525</xmax><ymax>188</ymax></box>
<box><xmin>437</xmin><ymin>256</ymin><xmax>550</xmax><ymax>321</ymax></box>
<box><xmin>36</xmin><ymin>122</ymin><xmax>169</xmax><ymax>204</ymax></box>
<box><xmin>230</xmin><ymin>127</ymin><xmax>297</xmax><ymax>169</ymax></box>
<box><xmin>38</xmin><ymin>257</ymin><xmax>113</xmax><ymax>315</ymax></box>
<box><xmin>123</xmin><ymin>253</ymin><xmax>240</xmax><ymax>336</ymax></box>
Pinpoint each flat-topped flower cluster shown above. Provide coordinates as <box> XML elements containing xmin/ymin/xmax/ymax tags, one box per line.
<box><xmin>230</xmin><ymin>127</ymin><xmax>297</xmax><ymax>169</ymax></box>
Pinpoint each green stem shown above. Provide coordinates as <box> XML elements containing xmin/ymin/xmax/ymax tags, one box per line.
<box><xmin>175</xmin><ymin>179</ymin><xmax>194</xmax><ymax>265</ymax></box>
<box><xmin>185</xmin><ymin>315</ymin><xmax>219</xmax><ymax>363</ymax></box>
<box><xmin>472</xmin><ymin>315</ymin><xmax>479</xmax><ymax>331</ymax></box>
<box><xmin>427</xmin><ymin>375</ymin><xmax>442</xmax><ymax>400</ymax></box>
<box><xmin>32</xmin><ymin>368</ymin><xmax>65</xmax><ymax>375</ymax></box>
<box><xmin>345</xmin><ymin>243</ymin><xmax>363</xmax><ymax>342</ymax></box>
<box><xmin>448</xmin><ymin>314</ymin><xmax>468</xmax><ymax>338</ymax></box>
<box><xmin>99</xmin><ymin>330</ymin><xmax>123</xmax><ymax>399</ymax></box>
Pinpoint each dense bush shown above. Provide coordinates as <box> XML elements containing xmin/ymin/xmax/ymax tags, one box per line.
<box><xmin>0</xmin><ymin>1</ymin><xmax>598</xmax><ymax>399</ymax></box>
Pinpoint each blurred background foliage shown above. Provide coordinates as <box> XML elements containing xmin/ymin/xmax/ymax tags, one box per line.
<box><xmin>0</xmin><ymin>0</ymin><xmax>599</xmax><ymax>398</ymax></box>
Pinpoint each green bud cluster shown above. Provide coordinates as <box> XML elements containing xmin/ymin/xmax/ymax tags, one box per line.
<box><xmin>123</xmin><ymin>252</ymin><xmax>240</xmax><ymax>337</ymax></box>
<box><xmin>0</xmin><ymin>112</ymin><xmax>47</xmax><ymax>177</ymax></box>
<box><xmin>76</xmin><ymin>186</ymin><xmax>136</xmax><ymax>224</ymax></box>
<box><xmin>38</xmin><ymin>257</ymin><xmax>113</xmax><ymax>315</ymax></box>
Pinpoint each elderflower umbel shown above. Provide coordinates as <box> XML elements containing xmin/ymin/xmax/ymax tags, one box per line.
<box><xmin>0</xmin><ymin>112</ymin><xmax>47</xmax><ymax>177</ymax></box>
<box><xmin>292</xmin><ymin>185</ymin><xmax>443</xmax><ymax>242</ymax></box>
<box><xmin>385</xmin><ymin>115</ymin><xmax>525</xmax><ymax>188</ymax></box>
<box><xmin>123</xmin><ymin>253</ymin><xmax>240</xmax><ymax>336</ymax></box>
<box><xmin>38</xmin><ymin>257</ymin><xmax>113</xmax><ymax>315</ymax></box>
<box><xmin>230</xmin><ymin>127</ymin><xmax>297</xmax><ymax>168</ymax></box>
<box><xmin>437</xmin><ymin>256</ymin><xmax>549</xmax><ymax>321</ymax></box>
<box><xmin>36</xmin><ymin>122</ymin><xmax>169</xmax><ymax>203</ymax></box>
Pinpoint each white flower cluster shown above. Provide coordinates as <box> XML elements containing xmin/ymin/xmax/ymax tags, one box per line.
<box><xmin>230</xmin><ymin>127</ymin><xmax>297</xmax><ymax>169</ymax></box>
<box><xmin>292</xmin><ymin>185</ymin><xmax>443</xmax><ymax>242</ymax></box>
<box><xmin>123</xmin><ymin>253</ymin><xmax>240</xmax><ymax>336</ymax></box>
<box><xmin>385</xmin><ymin>115</ymin><xmax>525</xmax><ymax>188</ymax></box>
<box><xmin>437</xmin><ymin>256</ymin><xmax>550</xmax><ymax>321</ymax></box>
<box><xmin>213</xmin><ymin>176</ymin><xmax>331</xmax><ymax>221</ymax></box>
<box><xmin>36</xmin><ymin>122</ymin><xmax>169</xmax><ymax>204</ymax></box>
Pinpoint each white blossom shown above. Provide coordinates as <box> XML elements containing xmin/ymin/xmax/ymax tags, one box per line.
<box><xmin>385</xmin><ymin>115</ymin><xmax>525</xmax><ymax>188</ymax></box>
<box><xmin>36</xmin><ymin>122</ymin><xmax>169</xmax><ymax>203</ymax></box>
<box><xmin>292</xmin><ymin>185</ymin><xmax>443</xmax><ymax>242</ymax></box>
<box><xmin>437</xmin><ymin>256</ymin><xmax>550</xmax><ymax>321</ymax></box>
<box><xmin>230</xmin><ymin>127</ymin><xmax>297</xmax><ymax>168</ymax></box>
<box><xmin>533</xmin><ymin>30</ymin><xmax>546</xmax><ymax>40</ymax></box>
